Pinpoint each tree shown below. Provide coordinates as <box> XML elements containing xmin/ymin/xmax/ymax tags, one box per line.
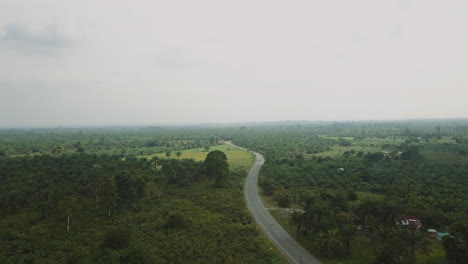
<box><xmin>88</xmin><ymin>165</ymin><xmax>106</xmax><ymax>208</ymax></box>
<box><xmin>276</xmin><ymin>194</ymin><xmax>290</xmax><ymax>208</ymax></box>
<box><xmin>115</xmin><ymin>173</ymin><xmax>135</xmax><ymax>204</ymax></box>
<box><xmin>58</xmin><ymin>196</ymin><xmax>80</xmax><ymax>233</ymax></box>
<box><xmin>443</xmin><ymin>220</ymin><xmax>468</xmax><ymax>264</ymax></box>
<box><xmin>133</xmin><ymin>176</ymin><xmax>145</xmax><ymax>200</ymax></box>
<box><xmin>289</xmin><ymin>211</ymin><xmax>305</xmax><ymax>235</ymax></box>
<box><xmin>347</xmin><ymin>190</ymin><xmax>358</xmax><ymax>201</ymax></box>
<box><xmin>103</xmin><ymin>228</ymin><xmax>131</xmax><ymax>250</ymax></box>
<box><xmin>335</xmin><ymin>213</ymin><xmax>356</xmax><ymax>256</ymax></box>
<box><xmin>372</xmin><ymin>225</ymin><xmax>395</xmax><ymax>243</ymax></box>
<box><xmin>75</xmin><ymin>141</ymin><xmax>85</xmax><ymax>153</ymax></box>
<box><xmin>315</xmin><ymin>228</ymin><xmax>344</xmax><ymax>256</ymax></box>
<box><xmin>400</xmin><ymin>145</ymin><xmax>423</xmax><ymax>161</ymax></box>
<box><xmin>151</xmin><ymin>156</ymin><xmax>160</xmax><ymax>173</ymax></box>
<box><xmin>101</xmin><ymin>178</ymin><xmax>118</xmax><ymax>216</ymax></box>
<box><xmin>354</xmin><ymin>198</ymin><xmax>380</xmax><ymax>228</ymax></box>
<box><xmin>259</xmin><ymin>178</ymin><xmax>276</xmax><ymax>195</ymax></box>
<box><xmin>161</xmin><ymin>159</ymin><xmax>204</xmax><ymax>187</ymax></box>
<box><xmin>396</xmin><ymin>229</ymin><xmax>431</xmax><ymax>261</ymax></box>
<box><xmin>165</xmin><ymin>213</ymin><xmax>186</xmax><ymax>229</ymax></box>
<box><xmin>205</xmin><ymin>150</ymin><xmax>229</xmax><ymax>187</ymax></box>
<box><xmin>379</xmin><ymin>199</ymin><xmax>405</xmax><ymax>227</ymax></box>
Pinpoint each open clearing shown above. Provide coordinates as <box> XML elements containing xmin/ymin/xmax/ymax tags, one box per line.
<box><xmin>139</xmin><ymin>144</ymin><xmax>255</xmax><ymax>171</ymax></box>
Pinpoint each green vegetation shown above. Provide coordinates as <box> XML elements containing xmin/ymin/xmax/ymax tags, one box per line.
<box><xmin>0</xmin><ymin>129</ymin><xmax>283</xmax><ymax>264</ymax></box>
<box><xmin>223</xmin><ymin>120</ymin><xmax>468</xmax><ymax>264</ymax></box>
<box><xmin>139</xmin><ymin>144</ymin><xmax>254</xmax><ymax>171</ymax></box>
<box><xmin>205</xmin><ymin>150</ymin><xmax>230</xmax><ymax>187</ymax></box>
<box><xmin>1</xmin><ymin>119</ymin><xmax>468</xmax><ymax>263</ymax></box>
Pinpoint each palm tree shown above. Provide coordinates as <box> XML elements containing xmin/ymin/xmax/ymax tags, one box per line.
<box><xmin>354</xmin><ymin>198</ymin><xmax>379</xmax><ymax>228</ymax></box>
<box><xmin>151</xmin><ymin>156</ymin><xmax>160</xmax><ymax>174</ymax></box>
<box><xmin>396</xmin><ymin>229</ymin><xmax>431</xmax><ymax>260</ymax></box>
<box><xmin>335</xmin><ymin>212</ymin><xmax>357</xmax><ymax>255</ymax></box>
<box><xmin>289</xmin><ymin>211</ymin><xmax>305</xmax><ymax>235</ymax></box>
<box><xmin>379</xmin><ymin>200</ymin><xmax>405</xmax><ymax>226</ymax></box>
<box><xmin>315</xmin><ymin>228</ymin><xmax>344</xmax><ymax>256</ymax></box>
<box><xmin>373</xmin><ymin>225</ymin><xmax>396</xmax><ymax>243</ymax></box>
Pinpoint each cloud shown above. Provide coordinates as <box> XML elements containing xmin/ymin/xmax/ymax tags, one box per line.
<box><xmin>154</xmin><ymin>49</ymin><xmax>194</xmax><ymax>69</ymax></box>
<box><xmin>0</xmin><ymin>23</ymin><xmax>71</xmax><ymax>55</ymax></box>
<box><xmin>388</xmin><ymin>25</ymin><xmax>403</xmax><ymax>38</ymax></box>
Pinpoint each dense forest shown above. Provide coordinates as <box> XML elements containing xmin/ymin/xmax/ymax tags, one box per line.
<box><xmin>223</xmin><ymin>120</ymin><xmax>468</xmax><ymax>264</ymax></box>
<box><xmin>1</xmin><ymin>120</ymin><xmax>467</xmax><ymax>263</ymax></box>
<box><xmin>0</xmin><ymin>128</ymin><xmax>284</xmax><ymax>264</ymax></box>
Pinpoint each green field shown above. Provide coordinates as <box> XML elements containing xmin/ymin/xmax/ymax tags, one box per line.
<box><xmin>139</xmin><ymin>144</ymin><xmax>255</xmax><ymax>171</ymax></box>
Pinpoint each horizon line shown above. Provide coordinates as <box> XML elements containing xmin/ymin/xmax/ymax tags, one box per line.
<box><xmin>1</xmin><ymin>117</ymin><xmax>468</xmax><ymax>130</ymax></box>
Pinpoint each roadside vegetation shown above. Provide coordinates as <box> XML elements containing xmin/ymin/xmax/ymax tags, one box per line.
<box><xmin>223</xmin><ymin>120</ymin><xmax>468</xmax><ymax>264</ymax></box>
<box><xmin>0</xmin><ymin>128</ymin><xmax>284</xmax><ymax>264</ymax></box>
<box><xmin>1</xmin><ymin>120</ymin><xmax>467</xmax><ymax>263</ymax></box>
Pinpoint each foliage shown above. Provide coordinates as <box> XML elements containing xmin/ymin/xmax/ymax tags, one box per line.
<box><xmin>0</xmin><ymin>128</ymin><xmax>285</xmax><ymax>264</ymax></box>
<box><xmin>219</xmin><ymin>120</ymin><xmax>468</xmax><ymax>263</ymax></box>
<box><xmin>205</xmin><ymin>150</ymin><xmax>230</xmax><ymax>187</ymax></box>
<box><xmin>443</xmin><ymin>221</ymin><xmax>468</xmax><ymax>264</ymax></box>
<box><xmin>103</xmin><ymin>228</ymin><xmax>131</xmax><ymax>250</ymax></box>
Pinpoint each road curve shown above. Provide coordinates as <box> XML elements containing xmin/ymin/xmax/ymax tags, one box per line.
<box><xmin>226</xmin><ymin>142</ymin><xmax>322</xmax><ymax>264</ymax></box>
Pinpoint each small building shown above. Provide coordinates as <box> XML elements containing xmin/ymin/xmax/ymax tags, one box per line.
<box><xmin>400</xmin><ymin>216</ymin><xmax>422</xmax><ymax>230</ymax></box>
<box><xmin>427</xmin><ymin>229</ymin><xmax>438</xmax><ymax>239</ymax></box>
<box><xmin>437</xmin><ymin>232</ymin><xmax>450</xmax><ymax>240</ymax></box>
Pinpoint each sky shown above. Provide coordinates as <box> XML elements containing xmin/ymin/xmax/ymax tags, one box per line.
<box><xmin>0</xmin><ymin>0</ymin><xmax>467</xmax><ymax>127</ymax></box>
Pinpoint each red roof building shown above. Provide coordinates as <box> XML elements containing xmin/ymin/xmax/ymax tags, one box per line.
<box><xmin>400</xmin><ymin>216</ymin><xmax>422</xmax><ymax>229</ymax></box>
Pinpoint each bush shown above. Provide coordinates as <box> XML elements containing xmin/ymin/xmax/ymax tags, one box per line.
<box><xmin>347</xmin><ymin>190</ymin><xmax>358</xmax><ymax>201</ymax></box>
<box><xmin>165</xmin><ymin>213</ymin><xmax>186</xmax><ymax>229</ymax></box>
<box><xmin>103</xmin><ymin>228</ymin><xmax>131</xmax><ymax>250</ymax></box>
<box><xmin>276</xmin><ymin>194</ymin><xmax>290</xmax><ymax>208</ymax></box>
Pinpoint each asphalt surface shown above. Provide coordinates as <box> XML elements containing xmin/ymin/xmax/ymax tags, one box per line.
<box><xmin>227</xmin><ymin>142</ymin><xmax>322</xmax><ymax>264</ymax></box>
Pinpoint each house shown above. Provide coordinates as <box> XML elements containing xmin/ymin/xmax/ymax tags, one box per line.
<box><xmin>400</xmin><ymin>216</ymin><xmax>422</xmax><ymax>230</ymax></box>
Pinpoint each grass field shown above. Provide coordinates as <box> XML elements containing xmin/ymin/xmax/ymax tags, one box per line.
<box><xmin>139</xmin><ymin>144</ymin><xmax>255</xmax><ymax>171</ymax></box>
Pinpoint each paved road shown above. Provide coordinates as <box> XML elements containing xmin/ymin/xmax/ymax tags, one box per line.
<box><xmin>226</xmin><ymin>142</ymin><xmax>322</xmax><ymax>264</ymax></box>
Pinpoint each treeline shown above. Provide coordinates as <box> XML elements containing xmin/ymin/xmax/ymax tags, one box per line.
<box><xmin>0</xmin><ymin>154</ymin><xmax>149</xmax><ymax>217</ymax></box>
<box><xmin>224</xmin><ymin>127</ymin><xmax>337</xmax><ymax>160</ymax></box>
<box><xmin>0</xmin><ymin>150</ymin><xmax>231</xmax><ymax>218</ymax></box>
<box><xmin>0</xmin><ymin>127</ymin><xmax>218</xmax><ymax>156</ymax></box>
<box><xmin>0</xmin><ymin>149</ymin><xmax>285</xmax><ymax>263</ymax></box>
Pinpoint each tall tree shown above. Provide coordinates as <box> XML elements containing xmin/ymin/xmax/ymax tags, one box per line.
<box><xmin>204</xmin><ymin>150</ymin><xmax>229</xmax><ymax>187</ymax></box>
<box><xmin>88</xmin><ymin>165</ymin><xmax>106</xmax><ymax>208</ymax></box>
<box><xmin>443</xmin><ymin>220</ymin><xmax>468</xmax><ymax>264</ymax></box>
<box><xmin>289</xmin><ymin>211</ymin><xmax>305</xmax><ymax>235</ymax></box>
<box><xmin>58</xmin><ymin>196</ymin><xmax>80</xmax><ymax>233</ymax></box>
<box><xmin>315</xmin><ymin>228</ymin><xmax>344</xmax><ymax>256</ymax></box>
<box><xmin>115</xmin><ymin>173</ymin><xmax>135</xmax><ymax>204</ymax></box>
<box><xmin>101</xmin><ymin>177</ymin><xmax>118</xmax><ymax>216</ymax></box>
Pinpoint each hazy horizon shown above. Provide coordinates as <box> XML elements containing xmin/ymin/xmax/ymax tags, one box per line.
<box><xmin>1</xmin><ymin>0</ymin><xmax>467</xmax><ymax>127</ymax></box>
<box><xmin>2</xmin><ymin>117</ymin><xmax>468</xmax><ymax>130</ymax></box>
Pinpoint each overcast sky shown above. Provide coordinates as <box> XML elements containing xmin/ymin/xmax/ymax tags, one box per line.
<box><xmin>0</xmin><ymin>0</ymin><xmax>467</xmax><ymax>127</ymax></box>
